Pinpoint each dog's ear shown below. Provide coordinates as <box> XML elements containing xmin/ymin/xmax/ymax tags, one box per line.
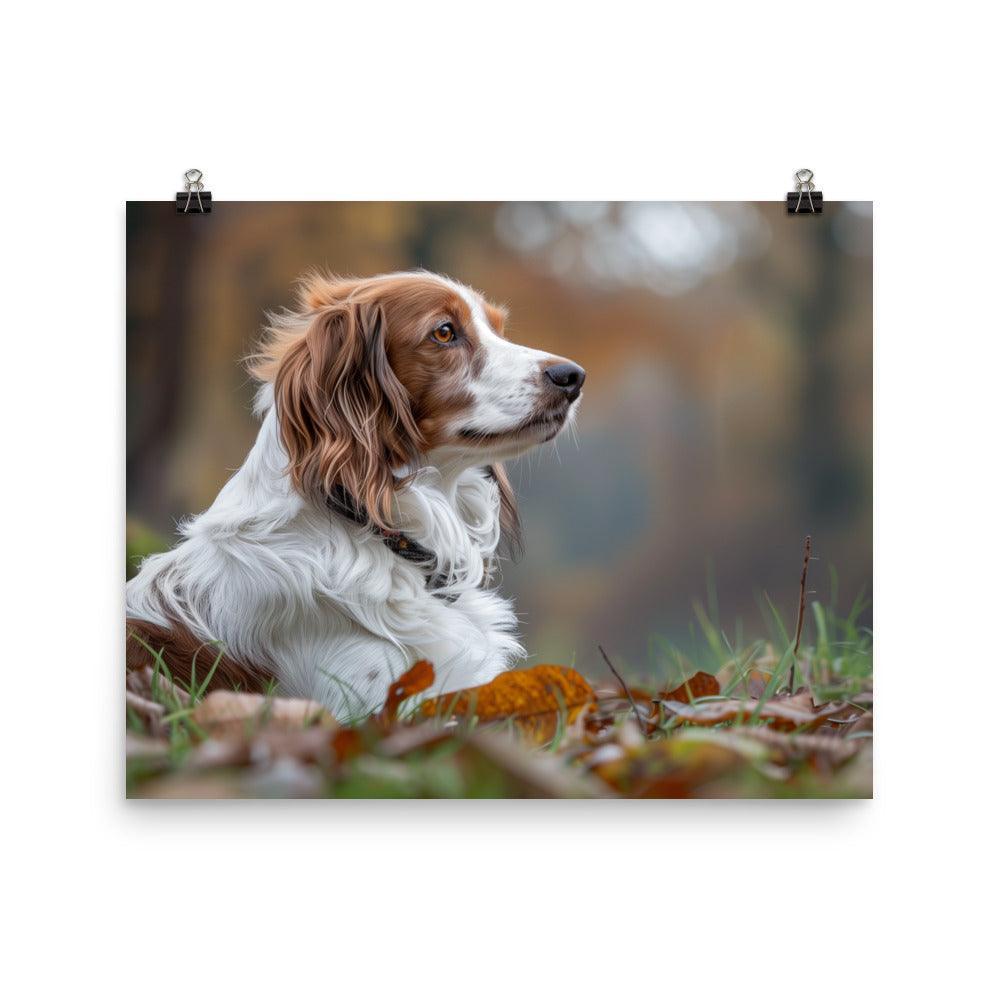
<box><xmin>487</xmin><ymin>463</ymin><xmax>523</xmax><ymax>560</ymax></box>
<box><xmin>272</xmin><ymin>299</ymin><xmax>423</xmax><ymax>527</ymax></box>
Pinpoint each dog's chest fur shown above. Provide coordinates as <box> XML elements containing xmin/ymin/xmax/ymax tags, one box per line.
<box><xmin>126</xmin><ymin>407</ymin><xmax>523</xmax><ymax>718</ymax></box>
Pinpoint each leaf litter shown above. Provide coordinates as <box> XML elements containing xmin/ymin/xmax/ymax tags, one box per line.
<box><xmin>127</xmin><ymin>654</ymin><xmax>871</xmax><ymax>798</ymax></box>
<box><xmin>125</xmin><ymin>539</ymin><xmax>871</xmax><ymax>798</ymax></box>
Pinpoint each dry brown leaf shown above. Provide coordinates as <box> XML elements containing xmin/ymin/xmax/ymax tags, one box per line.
<box><xmin>844</xmin><ymin>712</ymin><xmax>874</xmax><ymax>738</ymax></box>
<box><xmin>725</xmin><ymin>726</ymin><xmax>860</xmax><ymax>765</ymax></box>
<box><xmin>189</xmin><ymin>727</ymin><xmax>338</xmax><ymax>770</ymax></box>
<box><xmin>420</xmin><ymin>664</ymin><xmax>595</xmax><ymax>746</ymax></box>
<box><xmin>133</xmin><ymin>773</ymin><xmax>247</xmax><ymax>799</ymax></box>
<box><xmin>588</xmin><ymin>673</ymin><xmax>720</xmax><ymax>737</ymax></box>
<box><xmin>331</xmin><ymin>727</ymin><xmax>366</xmax><ymax>762</ymax></box>
<box><xmin>125</xmin><ymin>732</ymin><xmax>171</xmax><ymax>761</ymax></box>
<box><xmin>136</xmin><ymin>758</ymin><xmax>325</xmax><ymax>799</ymax></box>
<box><xmin>590</xmin><ymin>733</ymin><xmax>754</xmax><ymax>798</ymax></box>
<box><xmin>784</xmin><ymin>690</ymin><xmax>817</xmax><ymax>710</ymax></box>
<box><xmin>658</xmin><ymin>671</ymin><xmax>721</xmax><ymax>704</ymax></box>
<box><xmin>745</xmin><ymin>672</ymin><xmax>773</xmax><ymax>699</ymax></box>
<box><xmin>660</xmin><ymin>695</ymin><xmax>849</xmax><ymax>731</ymax></box>
<box><xmin>376</xmin><ymin>723</ymin><xmax>453</xmax><ymax>758</ymax></box>
<box><xmin>460</xmin><ymin>730</ymin><xmax>611</xmax><ymax>798</ymax></box>
<box><xmin>190</xmin><ymin>691</ymin><xmax>334</xmax><ymax>739</ymax></box>
<box><xmin>125</xmin><ymin>691</ymin><xmax>165</xmax><ymax>734</ymax></box>
<box><xmin>381</xmin><ymin>659</ymin><xmax>435</xmax><ymax>723</ymax></box>
<box><xmin>126</xmin><ymin>665</ymin><xmax>191</xmax><ymax>707</ymax></box>
<box><xmin>591</xmin><ymin>688</ymin><xmax>659</xmax><ymax>736</ymax></box>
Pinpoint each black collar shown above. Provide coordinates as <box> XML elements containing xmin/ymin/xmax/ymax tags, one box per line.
<box><xmin>326</xmin><ymin>486</ymin><xmax>453</xmax><ymax>596</ymax></box>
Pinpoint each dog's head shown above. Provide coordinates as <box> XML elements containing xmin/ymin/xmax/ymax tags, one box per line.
<box><xmin>251</xmin><ymin>271</ymin><xmax>585</xmax><ymax>537</ymax></box>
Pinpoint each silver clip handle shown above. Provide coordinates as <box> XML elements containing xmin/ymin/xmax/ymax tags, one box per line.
<box><xmin>793</xmin><ymin>168</ymin><xmax>816</xmax><ymax>213</ymax></box>
<box><xmin>182</xmin><ymin>168</ymin><xmax>205</xmax><ymax>213</ymax></box>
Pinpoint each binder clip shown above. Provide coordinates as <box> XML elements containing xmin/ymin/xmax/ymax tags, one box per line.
<box><xmin>176</xmin><ymin>169</ymin><xmax>212</xmax><ymax>213</ymax></box>
<box><xmin>786</xmin><ymin>169</ymin><xmax>822</xmax><ymax>214</ymax></box>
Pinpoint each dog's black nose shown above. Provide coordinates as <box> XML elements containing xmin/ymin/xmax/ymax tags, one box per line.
<box><xmin>544</xmin><ymin>362</ymin><xmax>586</xmax><ymax>402</ymax></box>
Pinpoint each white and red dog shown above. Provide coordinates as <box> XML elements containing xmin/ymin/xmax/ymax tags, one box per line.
<box><xmin>126</xmin><ymin>271</ymin><xmax>584</xmax><ymax>718</ymax></box>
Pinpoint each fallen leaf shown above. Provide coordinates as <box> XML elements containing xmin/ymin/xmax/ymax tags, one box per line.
<box><xmin>591</xmin><ymin>687</ymin><xmax>659</xmax><ymax>734</ymax></box>
<box><xmin>381</xmin><ymin>660</ymin><xmax>435</xmax><ymax>723</ymax></box>
<box><xmin>331</xmin><ymin>727</ymin><xmax>367</xmax><ymax>762</ymax></box>
<box><xmin>136</xmin><ymin>759</ymin><xmax>325</xmax><ymax>799</ymax></box>
<box><xmin>658</xmin><ymin>671</ymin><xmax>721</xmax><ymax>704</ymax></box>
<box><xmin>590</xmin><ymin>674</ymin><xmax>721</xmax><ymax>737</ymax></box>
<box><xmin>132</xmin><ymin>773</ymin><xmax>247</xmax><ymax>799</ymax></box>
<box><xmin>125</xmin><ymin>691</ymin><xmax>165</xmax><ymax>734</ymax></box>
<box><xmin>241</xmin><ymin>758</ymin><xmax>326</xmax><ymax>798</ymax></box>
<box><xmin>376</xmin><ymin>722</ymin><xmax>453</xmax><ymax>758</ymax></box>
<box><xmin>189</xmin><ymin>727</ymin><xmax>337</xmax><ymax>770</ymax></box>
<box><xmin>660</xmin><ymin>695</ymin><xmax>849</xmax><ymax>731</ymax></box>
<box><xmin>190</xmin><ymin>691</ymin><xmax>334</xmax><ymax>739</ymax></box>
<box><xmin>745</xmin><ymin>672</ymin><xmax>773</xmax><ymax>699</ymax></box>
<box><xmin>421</xmin><ymin>665</ymin><xmax>595</xmax><ymax>746</ymax></box>
<box><xmin>724</xmin><ymin>726</ymin><xmax>861</xmax><ymax>766</ymax></box>
<box><xmin>125</xmin><ymin>732</ymin><xmax>170</xmax><ymax>761</ymax></box>
<box><xmin>844</xmin><ymin>712</ymin><xmax>874</xmax><ymax>738</ymax></box>
<box><xmin>591</xmin><ymin>731</ymin><xmax>765</xmax><ymax>797</ymax></box>
<box><xmin>126</xmin><ymin>665</ymin><xmax>190</xmax><ymax>708</ymax></box>
<box><xmin>462</xmin><ymin>730</ymin><xmax>610</xmax><ymax>797</ymax></box>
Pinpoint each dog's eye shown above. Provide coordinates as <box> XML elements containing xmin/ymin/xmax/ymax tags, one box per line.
<box><xmin>430</xmin><ymin>322</ymin><xmax>457</xmax><ymax>344</ymax></box>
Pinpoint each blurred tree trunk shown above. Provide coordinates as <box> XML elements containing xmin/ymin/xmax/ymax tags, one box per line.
<box><xmin>126</xmin><ymin>203</ymin><xmax>199</xmax><ymax>525</ymax></box>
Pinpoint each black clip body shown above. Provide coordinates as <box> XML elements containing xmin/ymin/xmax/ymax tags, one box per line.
<box><xmin>786</xmin><ymin>169</ymin><xmax>822</xmax><ymax>214</ymax></box>
<box><xmin>176</xmin><ymin>169</ymin><xmax>212</xmax><ymax>213</ymax></box>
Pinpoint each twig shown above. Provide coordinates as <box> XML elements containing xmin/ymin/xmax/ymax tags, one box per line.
<box><xmin>790</xmin><ymin>535</ymin><xmax>812</xmax><ymax>692</ymax></box>
<box><xmin>598</xmin><ymin>644</ymin><xmax>647</xmax><ymax>736</ymax></box>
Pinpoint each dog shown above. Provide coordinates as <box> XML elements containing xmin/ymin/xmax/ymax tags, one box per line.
<box><xmin>126</xmin><ymin>271</ymin><xmax>585</xmax><ymax>718</ymax></box>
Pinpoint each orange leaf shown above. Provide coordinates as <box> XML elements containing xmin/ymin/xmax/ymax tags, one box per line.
<box><xmin>421</xmin><ymin>665</ymin><xmax>595</xmax><ymax>745</ymax></box>
<box><xmin>658</xmin><ymin>671</ymin><xmax>720</xmax><ymax>704</ymax></box>
<box><xmin>330</xmin><ymin>727</ymin><xmax>366</xmax><ymax>762</ymax></box>
<box><xmin>591</xmin><ymin>736</ymin><xmax>747</xmax><ymax>798</ymax></box>
<box><xmin>382</xmin><ymin>660</ymin><xmax>435</xmax><ymax>723</ymax></box>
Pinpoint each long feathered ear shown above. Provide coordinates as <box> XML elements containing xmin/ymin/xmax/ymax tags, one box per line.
<box><xmin>270</xmin><ymin>300</ymin><xmax>423</xmax><ymax>527</ymax></box>
<box><xmin>487</xmin><ymin>463</ymin><xmax>523</xmax><ymax>560</ymax></box>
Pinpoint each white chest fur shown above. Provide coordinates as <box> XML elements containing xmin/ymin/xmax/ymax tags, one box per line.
<box><xmin>126</xmin><ymin>406</ymin><xmax>523</xmax><ymax>719</ymax></box>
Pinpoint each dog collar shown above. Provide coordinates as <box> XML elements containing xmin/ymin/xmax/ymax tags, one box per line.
<box><xmin>326</xmin><ymin>486</ymin><xmax>453</xmax><ymax>597</ymax></box>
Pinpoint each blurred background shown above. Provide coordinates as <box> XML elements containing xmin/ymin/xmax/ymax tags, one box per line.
<box><xmin>127</xmin><ymin>201</ymin><xmax>872</xmax><ymax>676</ymax></box>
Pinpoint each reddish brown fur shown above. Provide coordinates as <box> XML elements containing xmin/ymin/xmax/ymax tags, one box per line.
<box><xmin>488</xmin><ymin>463</ymin><xmax>522</xmax><ymax>558</ymax></box>
<box><xmin>483</xmin><ymin>302</ymin><xmax>508</xmax><ymax>336</ymax></box>
<box><xmin>249</xmin><ymin>273</ymin><xmax>521</xmax><ymax>548</ymax></box>
<box><xmin>126</xmin><ymin>618</ymin><xmax>272</xmax><ymax>693</ymax></box>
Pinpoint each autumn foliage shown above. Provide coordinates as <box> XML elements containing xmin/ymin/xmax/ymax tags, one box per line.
<box><xmin>126</xmin><ymin>534</ymin><xmax>870</xmax><ymax>797</ymax></box>
<box><xmin>126</xmin><ymin>648</ymin><xmax>872</xmax><ymax>798</ymax></box>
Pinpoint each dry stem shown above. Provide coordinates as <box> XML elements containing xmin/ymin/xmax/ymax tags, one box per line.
<box><xmin>598</xmin><ymin>644</ymin><xmax>647</xmax><ymax>736</ymax></box>
<box><xmin>790</xmin><ymin>535</ymin><xmax>812</xmax><ymax>692</ymax></box>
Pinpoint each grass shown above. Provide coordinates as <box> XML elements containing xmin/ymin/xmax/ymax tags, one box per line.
<box><xmin>642</xmin><ymin>564</ymin><xmax>872</xmax><ymax>707</ymax></box>
<box><xmin>125</xmin><ymin>576</ymin><xmax>873</xmax><ymax>798</ymax></box>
